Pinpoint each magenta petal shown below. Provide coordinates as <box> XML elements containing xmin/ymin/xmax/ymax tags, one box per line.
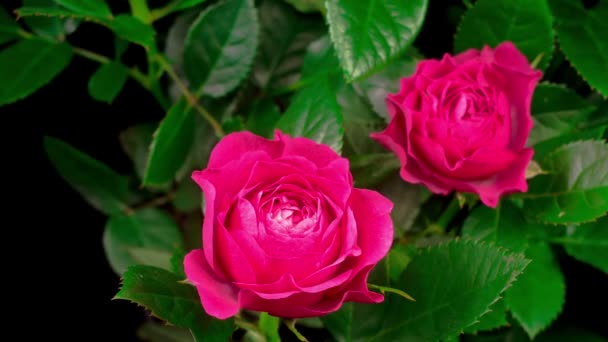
<box><xmin>184</xmin><ymin>249</ymin><xmax>240</xmax><ymax>320</ymax></box>
<box><xmin>206</xmin><ymin>131</ymin><xmax>285</xmax><ymax>169</ymax></box>
<box><xmin>280</xmin><ymin>133</ymin><xmax>342</xmax><ymax>168</ymax></box>
<box><xmin>453</xmin><ymin>48</ymin><xmax>481</xmax><ymax>64</ymax></box>
<box><xmin>349</xmin><ymin>189</ymin><xmax>393</xmax><ymax>265</ymax></box>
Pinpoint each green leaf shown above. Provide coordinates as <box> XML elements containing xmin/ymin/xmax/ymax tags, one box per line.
<box><xmin>326</xmin><ymin>0</ymin><xmax>428</xmax><ymax>81</ymax></box>
<box><xmin>88</xmin><ymin>62</ymin><xmax>129</xmax><ymax>103</ymax></box>
<box><xmin>524</xmin><ymin>140</ymin><xmax>608</xmax><ymax>224</ymax></box>
<box><xmin>107</xmin><ymin>14</ymin><xmax>155</xmax><ymax>49</ymax></box>
<box><xmin>0</xmin><ymin>39</ymin><xmax>72</xmax><ymax>107</ymax></box>
<box><xmin>55</xmin><ymin>0</ymin><xmax>113</xmax><ymax>19</ymax></box>
<box><xmin>349</xmin><ymin>153</ymin><xmax>400</xmax><ymax>188</ymax></box>
<box><xmin>144</xmin><ymin>100</ymin><xmax>196</xmax><ymax>187</ymax></box>
<box><xmin>535</xmin><ymin>327</ymin><xmax>608</xmax><ymax>342</ymax></box>
<box><xmin>138</xmin><ymin>322</ymin><xmax>194</xmax><ymax>342</ymax></box>
<box><xmin>176</xmin><ymin>112</ymin><xmax>218</xmax><ymax>181</ymax></box>
<box><xmin>119</xmin><ymin>123</ymin><xmax>157</xmax><ymax>181</ymax></box>
<box><xmin>505</xmin><ymin>243</ymin><xmax>565</xmax><ymax>339</ymax></box>
<box><xmin>103</xmin><ymin>208</ymin><xmax>183</xmax><ymax>275</ymax></box>
<box><xmin>183</xmin><ymin>0</ymin><xmax>259</xmax><ymax>97</ymax></box>
<box><xmin>528</xmin><ymin>84</ymin><xmax>596</xmax><ymax>146</ymax></box>
<box><xmin>259</xmin><ymin>313</ymin><xmax>280</xmax><ymax>342</ymax></box>
<box><xmin>171</xmin><ymin>247</ymin><xmax>188</xmax><ymax>278</ymax></box>
<box><xmin>325</xmin><ymin>240</ymin><xmax>529</xmax><ymax>341</ymax></box>
<box><xmin>463</xmin><ymin>299</ymin><xmax>509</xmax><ymax>334</ymax></box>
<box><xmin>276</xmin><ymin>76</ymin><xmax>343</xmax><ymax>153</ymax></box>
<box><xmin>462</xmin><ymin>201</ymin><xmax>536</xmax><ymax>252</ymax></box>
<box><xmin>356</xmin><ymin>49</ymin><xmax>421</xmax><ymax>120</ymax></box>
<box><xmin>549</xmin><ymin>0</ymin><xmax>608</xmax><ymax>96</ymax></box>
<box><xmin>254</xmin><ymin>0</ymin><xmax>323</xmax><ymax>90</ymax></box>
<box><xmin>282</xmin><ymin>0</ymin><xmax>324</xmax><ymax>13</ymax></box>
<box><xmin>44</xmin><ymin>136</ymin><xmax>129</xmax><ymax>215</ymax></box>
<box><xmin>20</xmin><ymin>0</ymin><xmax>65</xmax><ymax>40</ymax></box>
<box><xmin>115</xmin><ymin>265</ymin><xmax>234</xmax><ymax>342</ymax></box>
<box><xmin>0</xmin><ymin>6</ymin><xmax>20</xmax><ymax>44</ymax></box>
<box><xmin>245</xmin><ymin>99</ymin><xmax>281</xmax><ymax>138</ymax></box>
<box><xmin>173</xmin><ymin>0</ymin><xmax>210</xmax><ymax>11</ymax></box>
<box><xmin>379</xmin><ymin>174</ymin><xmax>422</xmax><ymax>234</ymax></box>
<box><xmin>385</xmin><ymin>243</ymin><xmax>415</xmax><ymax>284</ymax></box>
<box><xmin>299</xmin><ymin>35</ymin><xmax>340</xmax><ymax>80</ymax></box>
<box><xmin>128</xmin><ymin>248</ymin><xmax>173</xmax><ymax>271</ymax></box>
<box><xmin>561</xmin><ymin>216</ymin><xmax>608</xmax><ymax>273</ymax></box>
<box><xmin>173</xmin><ymin>179</ymin><xmax>202</xmax><ymax>212</ymax></box>
<box><xmin>533</xmin><ymin>126</ymin><xmax>607</xmax><ymax>162</ymax></box>
<box><xmin>454</xmin><ymin>0</ymin><xmax>554</xmax><ymax>70</ymax></box>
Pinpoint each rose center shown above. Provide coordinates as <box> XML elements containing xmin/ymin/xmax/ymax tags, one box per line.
<box><xmin>264</xmin><ymin>195</ymin><xmax>317</xmax><ymax>235</ymax></box>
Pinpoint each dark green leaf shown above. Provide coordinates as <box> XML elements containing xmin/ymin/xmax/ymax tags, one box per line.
<box><xmin>464</xmin><ymin>299</ymin><xmax>509</xmax><ymax>334</ymax></box>
<box><xmin>103</xmin><ymin>208</ymin><xmax>183</xmax><ymax>275</ymax></box>
<box><xmin>0</xmin><ymin>39</ymin><xmax>72</xmax><ymax>106</ymax></box>
<box><xmin>55</xmin><ymin>0</ymin><xmax>113</xmax><ymax>19</ymax></box>
<box><xmin>276</xmin><ymin>76</ymin><xmax>343</xmax><ymax>153</ymax></box>
<box><xmin>173</xmin><ymin>0</ymin><xmax>209</xmax><ymax>11</ymax></box>
<box><xmin>221</xmin><ymin>116</ymin><xmax>245</xmax><ymax>134</ymax></box>
<box><xmin>144</xmin><ymin>100</ymin><xmax>196</xmax><ymax>187</ymax></box>
<box><xmin>299</xmin><ymin>35</ymin><xmax>340</xmax><ymax>80</ymax></box>
<box><xmin>184</xmin><ymin>0</ymin><xmax>259</xmax><ymax>97</ymax></box>
<box><xmin>356</xmin><ymin>49</ymin><xmax>421</xmax><ymax>120</ymax></box>
<box><xmin>138</xmin><ymin>322</ymin><xmax>194</xmax><ymax>342</ymax></box>
<box><xmin>506</xmin><ymin>243</ymin><xmax>565</xmax><ymax>339</ymax></box>
<box><xmin>462</xmin><ymin>201</ymin><xmax>536</xmax><ymax>252</ymax></box>
<box><xmin>245</xmin><ymin>99</ymin><xmax>281</xmax><ymax>138</ymax></box>
<box><xmin>0</xmin><ymin>6</ymin><xmax>20</xmax><ymax>44</ymax></box>
<box><xmin>254</xmin><ymin>0</ymin><xmax>323</xmax><ymax>90</ymax></box>
<box><xmin>524</xmin><ymin>140</ymin><xmax>608</xmax><ymax>224</ymax></box>
<box><xmin>528</xmin><ymin>84</ymin><xmax>596</xmax><ymax>146</ymax></box>
<box><xmin>120</xmin><ymin>123</ymin><xmax>157</xmax><ymax>180</ymax></box>
<box><xmin>176</xmin><ymin>112</ymin><xmax>218</xmax><ymax>181</ymax></box>
<box><xmin>533</xmin><ymin>126</ymin><xmax>607</xmax><ymax>162</ymax></box>
<box><xmin>259</xmin><ymin>313</ymin><xmax>280</xmax><ymax>342</ymax></box>
<box><xmin>535</xmin><ymin>327</ymin><xmax>608</xmax><ymax>342</ymax></box>
<box><xmin>385</xmin><ymin>243</ymin><xmax>415</xmax><ymax>284</ymax></box>
<box><xmin>326</xmin><ymin>0</ymin><xmax>428</xmax><ymax>81</ymax></box>
<box><xmin>549</xmin><ymin>0</ymin><xmax>608</xmax><ymax>96</ymax></box>
<box><xmin>455</xmin><ymin>0</ymin><xmax>554</xmax><ymax>70</ymax></box>
<box><xmin>349</xmin><ymin>153</ymin><xmax>400</xmax><ymax>188</ymax></box>
<box><xmin>326</xmin><ymin>240</ymin><xmax>529</xmax><ymax>341</ymax></box>
<box><xmin>115</xmin><ymin>265</ymin><xmax>234</xmax><ymax>342</ymax></box>
<box><xmin>44</xmin><ymin>136</ymin><xmax>129</xmax><ymax>215</ymax></box>
<box><xmin>107</xmin><ymin>15</ymin><xmax>155</xmax><ymax>49</ymax></box>
<box><xmin>562</xmin><ymin>216</ymin><xmax>608</xmax><ymax>273</ymax></box>
<box><xmin>171</xmin><ymin>247</ymin><xmax>188</xmax><ymax>278</ymax></box>
<box><xmin>88</xmin><ymin>62</ymin><xmax>129</xmax><ymax>103</ymax></box>
<box><xmin>173</xmin><ymin>179</ymin><xmax>202</xmax><ymax>212</ymax></box>
<box><xmin>379</xmin><ymin>174</ymin><xmax>422</xmax><ymax>234</ymax></box>
<box><xmin>20</xmin><ymin>0</ymin><xmax>65</xmax><ymax>40</ymax></box>
<box><xmin>128</xmin><ymin>248</ymin><xmax>173</xmax><ymax>271</ymax></box>
<box><xmin>282</xmin><ymin>0</ymin><xmax>324</xmax><ymax>13</ymax></box>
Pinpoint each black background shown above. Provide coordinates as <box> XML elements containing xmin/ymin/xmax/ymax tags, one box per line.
<box><xmin>3</xmin><ymin>0</ymin><xmax>606</xmax><ymax>340</ymax></box>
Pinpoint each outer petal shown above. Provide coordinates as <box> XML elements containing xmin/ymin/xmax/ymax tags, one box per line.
<box><xmin>278</xmin><ymin>132</ymin><xmax>343</xmax><ymax>168</ymax></box>
<box><xmin>207</xmin><ymin>131</ymin><xmax>285</xmax><ymax>169</ymax></box>
<box><xmin>184</xmin><ymin>249</ymin><xmax>240</xmax><ymax>320</ymax></box>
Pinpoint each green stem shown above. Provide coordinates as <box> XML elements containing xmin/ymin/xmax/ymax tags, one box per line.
<box><xmin>72</xmin><ymin>47</ymin><xmax>150</xmax><ymax>90</ymax></box>
<box><xmin>129</xmin><ymin>0</ymin><xmax>153</xmax><ymax>23</ymax></box>
<box><xmin>368</xmin><ymin>283</ymin><xmax>416</xmax><ymax>302</ymax></box>
<box><xmin>283</xmin><ymin>319</ymin><xmax>308</xmax><ymax>342</ymax></box>
<box><xmin>150</xmin><ymin>0</ymin><xmax>181</xmax><ymax>22</ymax></box>
<box><xmin>235</xmin><ymin>318</ymin><xmax>262</xmax><ymax>334</ymax></box>
<box><xmin>155</xmin><ymin>55</ymin><xmax>225</xmax><ymax>137</ymax></box>
<box><xmin>436</xmin><ymin>196</ymin><xmax>461</xmax><ymax>230</ymax></box>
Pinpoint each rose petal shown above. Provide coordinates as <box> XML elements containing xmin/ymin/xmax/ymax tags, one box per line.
<box><xmin>184</xmin><ymin>249</ymin><xmax>240</xmax><ymax>320</ymax></box>
<box><xmin>207</xmin><ymin>131</ymin><xmax>285</xmax><ymax>169</ymax></box>
<box><xmin>279</xmin><ymin>132</ymin><xmax>342</xmax><ymax>168</ymax></box>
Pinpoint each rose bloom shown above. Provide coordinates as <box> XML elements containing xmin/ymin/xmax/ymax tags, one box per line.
<box><xmin>372</xmin><ymin>42</ymin><xmax>542</xmax><ymax>207</ymax></box>
<box><xmin>184</xmin><ymin>131</ymin><xmax>393</xmax><ymax>319</ymax></box>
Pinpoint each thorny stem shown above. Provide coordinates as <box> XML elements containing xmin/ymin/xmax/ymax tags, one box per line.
<box><xmin>155</xmin><ymin>55</ymin><xmax>226</xmax><ymax>137</ymax></box>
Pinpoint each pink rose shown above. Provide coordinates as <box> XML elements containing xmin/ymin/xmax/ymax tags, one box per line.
<box><xmin>184</xmin><ymin>131</ymin><xmax>393</xmax><ymax>319</ymax></box>
<box><xmin>371</xmin><ymin>42</ymin><xmax>542</xmax><ymax>207</ymax></box>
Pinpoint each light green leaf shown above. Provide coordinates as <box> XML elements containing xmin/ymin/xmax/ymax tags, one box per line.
<box><xmin>455</xmin><ymin>0</ymin><xmax>554</xmax><ymax>70</ymax></box>
<box><xmin>524</xmin><ymin>140</ymin><xmax>608</xmax><ymax>224</ymax></box>
<box><xmin>385</xmin><ymin>243</ymin><xmax>415</xmax><ymax>284</ymax></box>
<box><xmin>356</xmin><ymin>49</ymin><xmax>421</xmax><ymax>120</ymax></box>
<box><xmin>326</xmin><ymin>0</ymin><xmax>428</xmax><ymax>81</ymax></box>
<box><xmin>549</xmin><ymin>0</ymin><xmax>608</xmax><ymax>96</ymax></box>
<box><xmin>0</xmin><ymin>6</ymin><xmax>20</xmax><ymax>44</ymax></box>
<box><xmin>462</xmin><ymin>201</ymin><xmax>536</xmax><ymax>252</ymax></box>
<box><xmin>245</xmin><ymin>99</ymin><xmax>281</xmax><ymax>138</ymax></box>
<box><xmin>0</xmin><ymin>39</ymin><xmax>72</xmax><ymax>106</ymax></box>
<box><xmin>254</xmin><ymin>0</ymin><xmax>324</xmax><ymax>90</ymax></box>
<box><xmin>128</xmin><ymin>248</ymin><xmax>173</xmax><ymax>271</ymax></box>
<box><xmin>144</xmin><ymin>100</ymin><xmax>196</xmax><ymax>187</ymax></box>
<box><xmin>184</xmin><ymin>0</ymin><xmax>259</xmax><ymax>97</ymax></box>
<box><xmin>276</xmin><ymin>76</ymin><xmax>343</xmax><ymax>153</ymax></box>
<box><xmin>44</xmin><ymin>136</ymin><xmax>129</xmax><ymax>215</ymax></box>
<box><xmin>464</xmin><ymin>299</ymin><xmax>509</xmax><ymax>334</ymax></box>
<box><xmin>103</xmin><ymin>208</ymin><xmax>183</xmax><ymax>275</ymax></box>
<box><xmin>115</xmin><ymin>265</ymin><xmax>234</xmax><ymax>342</ymax></box>
<box><xmin>259</xmin><ymin>313</ymin><xmax>280</xmax><ymax>342</ymax></box>
<box><xmin>119</xmin><ymin>122</ymin><xmax>157</xmax><ymax>181</ymax></box>
<box><xmin>506</xmin><ymin>243</ymin><xmax>565</xmax><ymax>339</ymax></box>
<box><xmin>528</xmin><ymin>84</ymin><xmax>596</xmax><ymax>146</ymax></box>
<box><xmin>562</xmin><ymin>216</ymin><xmax>608</xmax><ymax>273</ymax></box>
<box><xmin>324</xmin><ymin>240</ymin><xmax>529</xmax><ymax>341</ymax></box>
<box><xmin>88</xmin><ymin>62</ymin><xmax>129</xmax><ymax>103</ymax></box>
<box><xmin>282</xmin><ymin>0</ymin><xmax>324</xmax><ymax>13</ymax></box>
<box><xmin>55</xmin><ymin>0</ymin><xmax>113</xmax><ymax>19</ymax></box>
<box><xmin>137</xmin><ymin>322</ymin><xmax>194</xmax><ymax>342</ymax></box>
<box><xmin>533</xmin><ymin>126</ymin><xmax>607</xmax><ymax>162</ymax></box>
<box><xmin>107</xmin><ymin>14</ymin><xmax>155</xmax><ymax>49</ymax></box>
